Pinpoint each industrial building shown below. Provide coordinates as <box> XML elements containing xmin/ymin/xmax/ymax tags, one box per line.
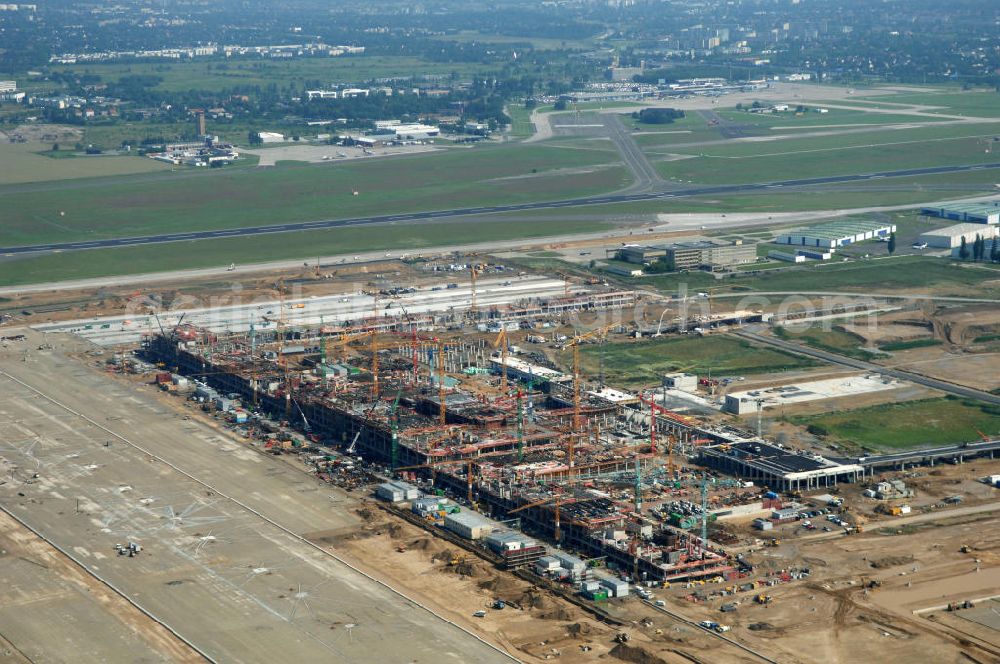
<box><xmin>776</xmin><ymin>220</ymin><xmax>895</xmax><ymax>249</ymax></box>
<box><xmin>724</xmin><ymin>375</ymin><xmax>902</xmax><ymax>414</ymax></box>
<box><xmin>918</xmin><ymin>223</ymin><xmax>1000</xmax><ymax>249</ymax></box>
<box><xmin>613</xmin><ymin>239</ymin><xmax>756</xmax><ymax>271</ymax></box>
<box><xmin>921</xmin><ymin>201</ymin><xmax>1000</xmax><ymax>225</ymax></box>
<box><xmin>699</xmin><ymin>441</ymin><xmax>865</xmax><ymax>492</ymax></box>
<box><xmin>257</xmin><ymin>131</ymin><xmax>286</xmax><ymax>143</ymax></box>
<box><xmin>767</xmin><ymin>250</ymin><xmax>805</xmax><ymax>263</ymax></box>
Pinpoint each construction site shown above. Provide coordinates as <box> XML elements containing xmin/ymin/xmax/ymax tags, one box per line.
<box><xmin>137</xmin><ymin>275</ymin><xmax>750</xmax><ymax>585</ymax></box>
<box><xmin>3</xmin><ymin>257</ymin><xmax>1000</xmax><ymax>663</ymax></box>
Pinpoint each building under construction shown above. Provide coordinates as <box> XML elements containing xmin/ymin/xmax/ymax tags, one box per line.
<box><xmin>143</xmin><ymin>291</ymin><xmax>742</xmax><ymax>582</ymax></box>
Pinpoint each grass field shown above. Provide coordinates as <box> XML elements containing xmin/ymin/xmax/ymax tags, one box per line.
<box><xmin>0</xmin><ymin>143</ymin><xmax>628</xmax><ymax>246</ymax></box>
<box><xmin>654</xmin><ymin>128</ymin><xmax>1000</xmax><ymax>185</ymax></box>
<box><xmin>506</xmin><ymin>105</ymin><xmax>536</xmax><ymax>140</ymax></box>
<box><xmin>574</xmin><ymin>334</ymin><xmax>820</xmax><ymax>386</ymax></box>
<box><xmin>635</xmin><ymin>256</ymin><xmax>1000</xmax><ymax>300</ymax></box>
<box><xmin>429</xmin><ymin>31</ymin><xmax>587</xmax><ymax>50</ymax></box>
<box><xmin>0</xmin><ymin>217</ymin><xmax>613</xmax><ymax>287</ymax></box>
<box><xmin>856</xmin><ymin>90</ymin><xmax>1000</xmax><ymax>118</ymax></box>
<box><xmin>878</xmin><ymin>338</ymin><xmax>942</xmax><ymax>352</ymax></box>
<box><xmin>773</xmin><ymin>325</ymin><xmax>879</xmax><ymax>360</ymax></box>
<box><xmin>789</xmin><ymin>397</ymin><xmax>1000</xmax><ymax>450</ymax></box>
<box><xmin>713</xmin><ymin>108</ymin><xmax>950</xmax><ymax>128</ymax></box>
<box><xmin>0</xmin><ymin>142</ymin><xmax>170</xmax><ymax>184</ymax></box>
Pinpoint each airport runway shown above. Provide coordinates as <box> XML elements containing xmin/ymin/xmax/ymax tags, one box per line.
<box><xmin>4</xmin><ymin>161</ymin><xmax>1000</xmax><ymax>257</ymax></box>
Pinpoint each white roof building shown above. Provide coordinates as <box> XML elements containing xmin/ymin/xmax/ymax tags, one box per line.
<box><xmin>919</xmin><ymin>223</ymin><xmax>999</xmax><ymax>249</ymax></box>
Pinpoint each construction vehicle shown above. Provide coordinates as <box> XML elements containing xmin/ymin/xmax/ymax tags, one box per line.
<box><xmin>754</xmin><ymin>594</ymin><xmax>772</xmax><ymax>605</ymax></box>
<box><xmin>765</xmin><ymin>538</ymin><xmax>780</xmax><ymax>547</ymax></box>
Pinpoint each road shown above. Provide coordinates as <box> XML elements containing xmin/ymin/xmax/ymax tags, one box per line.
<box><xmin>799</xmin><ymin>500</ymin><xmax>1000</xmax><ymax>546</ymax></box>
<box><xmin>734</xmin><ymin>330</ymin><xmax>1000</xmax><ymax>406</ymax></box>
<box><xmin>3</xmin><ymin>161</ymin><xmax>1000</xmax><ymax>257</ymax></box>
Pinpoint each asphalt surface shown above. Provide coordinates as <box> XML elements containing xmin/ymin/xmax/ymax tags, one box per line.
<box><xmin>734</xmin><ymin>330</ymin><xmax>1000</xmax><ymax>406</ymax></box>
<box><xmin>604</xmin><ymin>114</ymin><xmax>666</xmax><ymax>193</ymax></box>
<box><xmin>4</xmin><ymin>161</ymin><xmax>1000</xmax><ymax>257</ymax></box>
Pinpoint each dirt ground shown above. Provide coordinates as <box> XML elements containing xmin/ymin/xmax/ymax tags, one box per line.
<box><xmin>322</xmin><ymin>503</ymin><xmax>758</xmax><ymax>664</ymax></box>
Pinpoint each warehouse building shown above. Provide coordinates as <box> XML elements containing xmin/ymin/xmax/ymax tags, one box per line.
<box><xmin>444</xmin><ymin>511</ymin><xmax>496</xmax><ymax>540</ymax></box>
<box><xmin>921</xmin><ymin>201</ymin><xmax>1000</xmax><ymax>225</ymax></box>
<box><xmin>918</xmin><ymin>223</ymin><xmax>1000</xmax><ymax>249</ymax></box>
<box><xmin>776</xmin><ymin>220</ymin><xmax>895</xmax><ymax>249</ymax></box>
<box><xmin>614</xmin><ymin>239</ymin><xmax>756</xmax><ymax>271</ymax></box>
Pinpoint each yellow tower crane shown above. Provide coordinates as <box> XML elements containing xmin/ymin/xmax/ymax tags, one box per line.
<box><xmin>493</xmin><ymin>328</ymin><xmax>509</xmax><ymax>396</ymax></box>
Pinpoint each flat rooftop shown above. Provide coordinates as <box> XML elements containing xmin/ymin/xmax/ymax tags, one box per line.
<box><xmin>729</xmin><ymin>374</ymin><xmax>902</xmax><ymax>408</ymax></box>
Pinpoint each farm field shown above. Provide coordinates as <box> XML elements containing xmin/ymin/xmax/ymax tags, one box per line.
<box><xmin>574</xmin><ymin>334</ymin><xmax>820</xmax><ymax>387</ymax></box>
<box><xmin>0</xmin><ymin>142</ymin><xmax>628</xmax><ymax>246</ymax></box>
<box><xmin>788</xmin><ymin>396</ymin><xmax>1000</xmax><ymax>450</ymax></box>
<box><xmin>0</xmin><ymin>217</ymin><xmax>613</xmax><ymax>287</ymax></box>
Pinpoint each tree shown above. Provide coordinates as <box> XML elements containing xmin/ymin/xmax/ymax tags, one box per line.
<box><xmin>51</xmin><ymin>142</ymin><xmax>59</xmax><ymax>152</ymax></box>
<box><xmin>959</xmin><ymin>236</ymin><xmax>970</xmax><ymax>260</ymax></box>
<box><xmin>553</xmin><ymin>99</ymin><xmax>568</xmax><ymax>111</ymax></box>
<box><xmin>887</xmin><ymin>232</ymin><xmax>896</xmax><ymax>255</ymax></box>
<box><xmin>636</xmin><ymin>107</ymin><xmax>685</xmax><ymax>125</ymax></box>
<box><xmin>991</xmin><ymin>238</ymin><xmax>1000</xmax><ymax>263</ymax></box>
<box><xmin>974</xmin><ymin>234</ymin><xmax>984</xmax><ymax>261</ymax></box>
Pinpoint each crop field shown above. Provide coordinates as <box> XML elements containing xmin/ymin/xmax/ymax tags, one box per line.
<box><xmin>574</xmin><ymin>334</ymin><xmax>820</xmax><ymax>386</ymax></box>
<box><xmin>0</xmin><ymin>217</ymin><xmax>613</xmax><ymax>287</ymax></box>
<box><xmin>0</xmin><ymin>142</ymin><xmax>170</xmax><ymax>184</ymax></box>
<box><xmin>46</xmin><ymin>57</ymin><xmax>488</xmax><ymax>93</ymax></box>
<box><xmin>0</xmin><ymin>143</ymin><xmax>628</xmax><ymax>246</ymax></box>
<box><xmin>789</xmin><ymin>397</ymin><xmax>1000</xmax><ymax>450</ymax></box>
